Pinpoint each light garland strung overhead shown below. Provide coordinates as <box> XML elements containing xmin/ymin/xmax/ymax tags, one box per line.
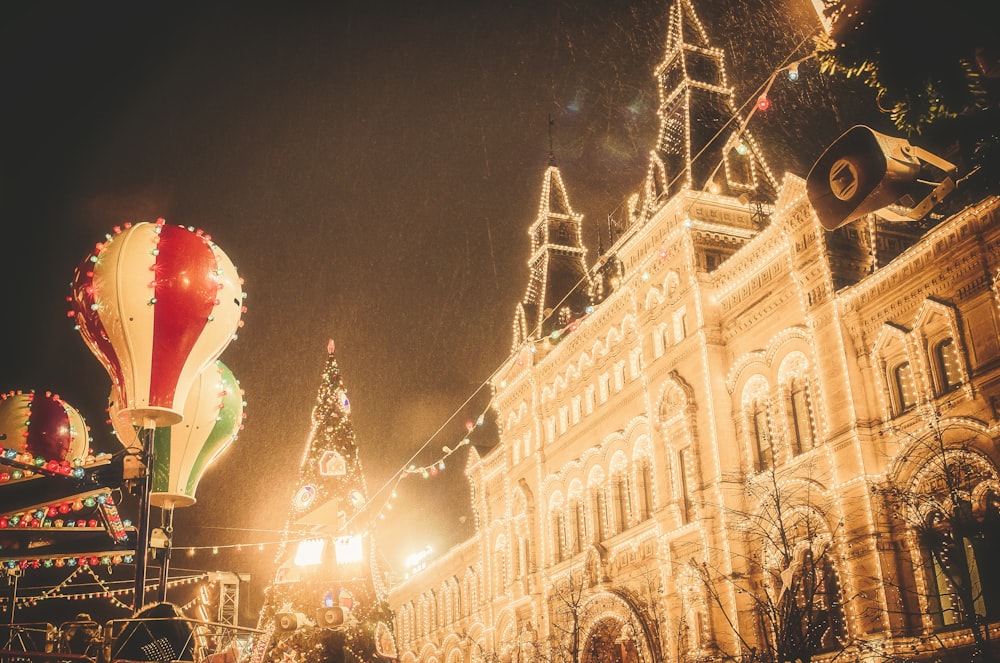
<box><xmin>750</xmin><ymin>54</ymin><xmax>814</xmax><ymax>119</ymax></box>
<box><xmin>4</xmin><ymin>564</ymin><xmax>209</xmax><ymax>610</ymax></box>
<box><xmin>358</xmin><ymin>405</ymin><xmax>493</xmax><ymax>529</ymax></box>
<box><xmin>179</xmin><ymin>536</ymin><xmax>312</xmax><ymax>556</ymax></box>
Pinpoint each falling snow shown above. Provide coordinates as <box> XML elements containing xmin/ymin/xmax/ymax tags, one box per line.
<box><xmin>1</xmin><ymin>0</ymin><xmax>880</xmax><ymax>619</ymax></box>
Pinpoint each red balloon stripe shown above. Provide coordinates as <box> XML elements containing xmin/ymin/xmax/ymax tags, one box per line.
<box><xmin>23</xmin><ymin>392</ymin><xmax>72</xmax><ymax>461</ymax></box>
<box><xmin>147</xmin><ymin>225</ymin><xmax>217</xmax><ymax>410</ymax></box>
<box><xmin>70</xmin><ymin>220</ymin><xmax>243</xmax><ymax>427</ymax></box>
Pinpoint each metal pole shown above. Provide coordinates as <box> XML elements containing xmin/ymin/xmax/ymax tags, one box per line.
<box><xmin>6</xmin><ymin>568</ymin><xmax>18</xmax><ymax>626</ymax></box>
<box><xmin>157</xmin><ymin>505</ymin><xmax>174</xmax><ymax>603</ymax></box>
<box><xmin>3</xmin><ymin>569</ymin><xmax>17</xmax><ymax>651</ymax></box>
<box><xmin>133</xmin><ymin>421</ymin><xmax>156</xmax><ymax>611</ymax></box>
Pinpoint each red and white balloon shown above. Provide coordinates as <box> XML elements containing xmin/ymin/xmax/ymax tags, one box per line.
<box><xmin>0</xmin><ymin>391</ymin><xmax>90</xmax><ymax>468</ymax></box>
<box><xmin>69</xmin><ymin>219</ymin><xmax>245</xmax><ymax>427</ymax></box>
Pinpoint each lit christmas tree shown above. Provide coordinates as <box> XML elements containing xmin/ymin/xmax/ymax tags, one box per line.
<box><xmin>255</xmin><ymin>340</ymin><xmax>396</xmax><ymax>663</ymax></box>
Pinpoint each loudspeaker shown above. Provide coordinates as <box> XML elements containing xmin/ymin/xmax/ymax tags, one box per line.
<box><xmin>316</xmin><ymin>606</ymin><xmax>347</xmax><ymax>628</ymax></box>
<box><xmin>806</xmin><ymin>125</ymin><xmax>955</xmax><ymax>230</ymax></box>
<box><xmin>275</xmin><ymin>612</ymin><xmax>307</xmax><ymax>632</ymax></box>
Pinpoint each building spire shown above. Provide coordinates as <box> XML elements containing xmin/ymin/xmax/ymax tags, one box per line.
<box><xmin>548</xmin><ymin>114</ymin><xmax>556</xmax><ymax>166</ymax></box>
<box><xmin>653</xmin><ymin>0</ymin><xmax>777</xmax><ymax>200</ymax></box>
<box><xmin>512</xmin><ymin>166</ymin><xmax>593</xmax><ymax>350</ymax></box>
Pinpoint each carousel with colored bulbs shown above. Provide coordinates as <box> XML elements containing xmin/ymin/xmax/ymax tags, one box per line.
<box><xmin>1</xmin><ymin>219</ymin><xmax>258</xmax><ymax>660</ymax></box>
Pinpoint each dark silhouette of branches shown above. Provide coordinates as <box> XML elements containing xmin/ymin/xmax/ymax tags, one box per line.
<box><xmin>872</xmin><ymin>413</ymin><xmax>1000</xmax><ymax>662</ymax></box>
<box><xmin>693</xmin><ymin>467</ymin><xmax>852</xmax><ymax>663</ymax></box>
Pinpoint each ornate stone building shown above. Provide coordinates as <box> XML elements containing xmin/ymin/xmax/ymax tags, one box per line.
<box><xmin>388</xmin><ymin>2</ymin><xmax>1000</xmax><ymax>661</ymax></box>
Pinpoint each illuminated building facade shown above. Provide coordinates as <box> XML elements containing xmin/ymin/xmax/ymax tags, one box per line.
<box><xmin>388</xmin><ymin>1</ymin><xmax>1000</xmax><ymax>661</ymax></box>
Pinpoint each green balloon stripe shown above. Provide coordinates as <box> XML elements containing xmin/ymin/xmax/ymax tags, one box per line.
<box><xmin>184</xmin><ymin>362</ymin><xmax>243</xmax><ymax>497</ymax></box>
<box><xmin>152</xmin><ymin>427</ymin><xmax>173</xmax><ymax>495</ymax></box>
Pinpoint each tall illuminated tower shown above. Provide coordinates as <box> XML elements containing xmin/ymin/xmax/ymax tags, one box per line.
<box><xmin>256</xmin><ymin>341</ymin><xmax>395</xmax><ymax>663</ymax></box>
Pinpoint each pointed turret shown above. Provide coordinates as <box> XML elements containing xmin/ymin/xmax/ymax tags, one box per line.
<box><xmin>653</xmin><ymin>0</ymin><xmax>777</xmax><ymax>200</ymax></box>
<box><xmin>513</xmin><ymin>165</ymin><xmax>593</xmax><ymax>349</ymax></box>
<box><xmin>256</xmin><ymin>341</ymin><xmax>395</xmax><ymax>663</ymax></box>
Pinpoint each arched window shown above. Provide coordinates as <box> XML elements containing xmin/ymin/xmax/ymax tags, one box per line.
<box><xmin>613</xmin><ymin>472</ymin><xmax>631</xmax><ymax>533</ymax></box>
<box><xmin>925</xmin><ymin>500</ymin><xmax>1000</xmax><ymax>627</ymax></box>
<box><xmin>451</xmin><ymin>577</ymin><xmax>461</xmax><ymax>620</ymax></box>
<box><xmin>789</xmin><ymin>379</ymin><xmax>814</xmax><ymax>455</ymax></box>
<box><xmin>396</xmin><ymin>605</ymin><xmax>405</xmax><ymax>645</ymax></box>
<box><xmin>653</xmin><ymin>324</ymin><xmax>667</xmax><ymax>357</ymax></box>
<box><xmin>636</xmin><ymin>459</ymin><xmax>654</xmax><ymax>520</ymax></box>
<box><xmin>759</xmin><ymin>511</ymin><xmax>845</xmax><ymax>656</ymax></box>
<box><xmin>923</xmin><ymin>475</ymin><xmax>1000</xmax><ymax>628</ymax></box>
<box><xmin>494</xmin><ymin>539</ymin><xmax>507</xmax><ymax>593</ymax></box>
<box><xmin>752</xmin><ymin>400</ymin><xmax>772</xmax><ymax>470</ymax></box>
<box><xmin>677</xmin><ymin>567</ymin><xmax>707</xmax><ymax>654</ymax></box>
<box><xmin>793</xmin><ymin>550</ymin><xmax>844</xmax><ymax>652</ymax></box>
<box><xmin>599</xmin><ymin>374</ymin><xmax>610</xmax><ymax>403</ymax></box>
<box><xmin>614</xmin><ymin>362</ymin><xmax>627</xmax><ymax>392</ymax></box>
<box><xmin>894</xmin><ymin>447</ymin><xmax>1000</xmax><ymax>630</ymax></box>
<box><xmin>673</xmin><ymin>306</ymin><xmax>688</xmax><ymax>342</ymax></box>
<box><xmin>678</xmin><ymin>447</ymin><xmax>694</xmax><ymax>523</ymax></box>
<box><xmin>463</xmin><ymin>568</ymin><xmax>476</xmax><ymax>617</ymax></box>
<box><xmin>545</xmin><ymin>417</ymin><xmax>556</xmax><ymax>444</ymax></box>
<box><xmin>418</xmin><ymin>597</ymin><xmax>426</xmax><ymax>636</ymax></box>
<box><xmin>890</xmin><ymin>361</ymin><xmax>917</xmax><ymax>415</ymax></box>
<box><xmin>552</xmin><ymin>510</ymin><xmax>566</xmax><ymax>563</ymax></box>
<box><xmin>592</xmin><ymin>487</ymin><xmax>607</xmax><ymax>542</ymax></box>
<box><xmin>572</xmin><ymin>499</ymin><xmax>587</xmax><ymax>554</ymax></box>
<box><xmin>439</xmin><ymin>584</ymin><xmax>450</xmax><ymax>626</ymax></box>
<box><xmin>931</xmin><ymin>337</ymin><xmax>962</xmax><ymax>395</ymax></box>
<box><xmin>741</xmin><ymin>374</ymin><xmax>772</xmax><ymax>472</ymax></box>
<box><xmin>427</xmin><ymin>590</ymin><xmax>437</xmax><ymax>630</ymax></box>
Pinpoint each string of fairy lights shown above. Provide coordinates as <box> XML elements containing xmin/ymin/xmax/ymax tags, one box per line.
<box><xmin>1</xmin><ymin>564</ymin><xmax>211</xmax><ymax>611</ymax></box>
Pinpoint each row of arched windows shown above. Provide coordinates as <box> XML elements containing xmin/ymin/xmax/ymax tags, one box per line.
<box><xmin>540</xmin><ymin>359</ymin><xmax>633</xmax><ymax>446</ymax></box>
<box><xmin>874</xmin><ymin>301</ymin><xmax>966</xmax><ymax>419</ymax></box>
<box><xmin>544</xmin><ymin>453</ymin><xmax>655</xmax><ymax>568</ymax></box>
<box><xmin>395</xmin><ymin>568</ymin><xmax>479</xmax><ymax>645</ymax></box>
<box><xmin>739</xmin><ymin>350</ymin><xmax>819</xmax><ymax>472</ymax></box>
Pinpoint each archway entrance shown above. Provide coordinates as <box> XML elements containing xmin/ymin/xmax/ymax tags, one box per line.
<box><xmin>581</xmin><ymin>618</ymin><xmax>640</xmax><ymax>663</ymax></box>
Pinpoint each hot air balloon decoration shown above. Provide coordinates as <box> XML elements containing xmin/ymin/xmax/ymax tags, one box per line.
<box><xmin>0</xmin><ymin>391</ymin><xmax>91</xmax><ymax>478</ymax></box>
<box><xmin>110</xmin><ymin>360</ymin><xmax>245</xmax><ymax>509</ymax></box>
<box><xmin>69</xmin><ymin>219</ymin><xmax>245</xmax><ymax>428</ymax></box>
<box><xmin>69</xmin><ymin>218</ymin><xmax>246</xmax><ymax>610</ymax></box>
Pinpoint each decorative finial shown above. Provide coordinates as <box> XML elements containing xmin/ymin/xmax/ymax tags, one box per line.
<box><xmin>548</xmin><ymin>114</ymin><xmax>556</xmax><ymax>166</ymax></box>
<box><xmin>327</xmin><ymin>339</ymin><xmax>335</xmax><ymax>355</ymax></box>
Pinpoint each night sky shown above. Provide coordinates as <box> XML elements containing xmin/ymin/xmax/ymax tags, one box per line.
<box><xmin>1</xmin><ymin>0</ymin><xmax>876</xmax><ymax>620</ymax></box>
